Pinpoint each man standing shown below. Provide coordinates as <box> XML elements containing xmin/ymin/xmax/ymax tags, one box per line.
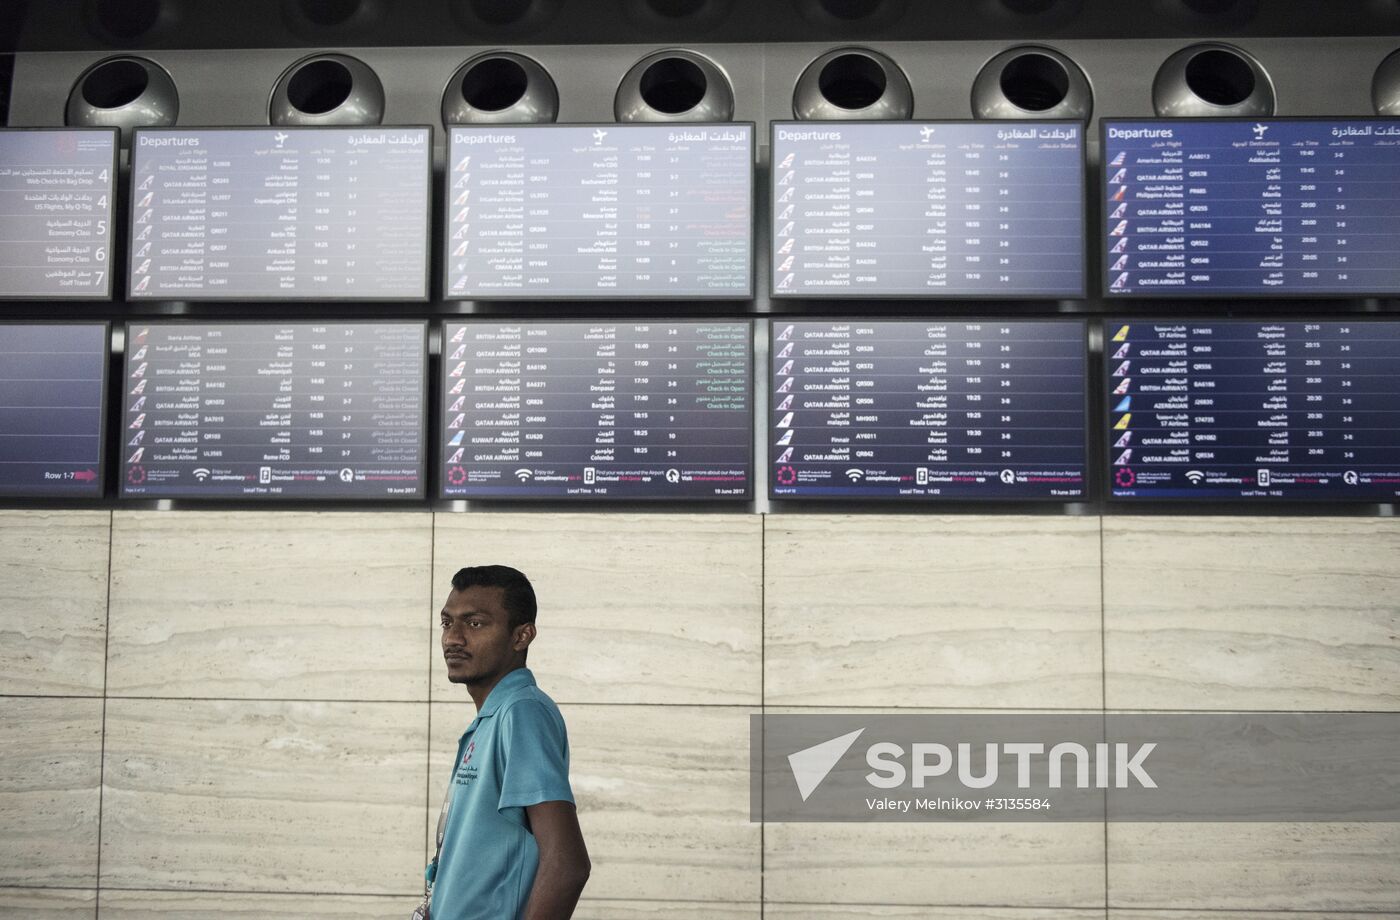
<box><xmin>428</xmin><ymin>565</ymin><xmax>590</xmax><ymax>920</ymax></box>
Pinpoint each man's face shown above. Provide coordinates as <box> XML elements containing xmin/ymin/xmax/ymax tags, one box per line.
<box><xmin>441</xmin><ymin>584</ymin><xmax>527</xmax><ymax>685</ymax></box>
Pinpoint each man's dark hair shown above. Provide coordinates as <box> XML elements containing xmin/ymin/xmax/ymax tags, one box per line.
<box><xmin>451</xmin><ymin>565</ymin><xmax>537</xmax><ymax>630</ymax></box>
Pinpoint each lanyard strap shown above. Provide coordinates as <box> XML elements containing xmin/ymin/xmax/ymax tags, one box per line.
<box><xmin>426</xmin><ymin>775</ymin><xmax>455</xmax><ymax>897</ymax></box>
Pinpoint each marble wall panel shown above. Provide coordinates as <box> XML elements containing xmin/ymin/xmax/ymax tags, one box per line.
<box><xmin>1108</xmin><ymin>823</ymin><xmax>1400</xmax><ymax>912</ymax></box>
<box><xmin>0</xmin><ymin>698</ymin><xmax>102</xmax><ymax>887</ymax></box>
<box><xmin>107</xmin><ymin>512</ymin><xmax>433</xmax><ymax>701</ymax></box>
<box><xmin>99</xmin><ymin>699</ymin><xmax>427</xmax><ymax>894</ymax></box>
<box><xmin>97</xmin><ymin>891</ymin><xmax>412</xmax><ymax>918</ymax></box>
<box><xmin>431</xmin><ymin>514</ymin><xmax>762</xmax><ymax>705</ymax></box>
<box><xmin>1103</xmin><ymin>517</ymin><xmax>1400</xmax><ymax>711</ymax></box>
<box><xmin>0</xmin><ymin>510</ymin><xmax>110</xmax><ymax>696</ymax></box>
<box><xmin>765</xmin><ymin>821</ymin><xmax>1106</xmax><ymax>908</ymax></box>
<box><xmin>765</xmin><ymin>515</ymin><xmax>1104</xmax><ymax>708</ymax></box>
<box><xmin>0</xmin><ymin>887</ymin><xmax>95</xmax><ymax>918</ymax></box>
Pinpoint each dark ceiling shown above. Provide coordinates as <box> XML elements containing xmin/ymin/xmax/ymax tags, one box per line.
<box><xmin>2</xmin><ymin>0</ymin><xmax>1399</xmax><ymax>53</ymax></box>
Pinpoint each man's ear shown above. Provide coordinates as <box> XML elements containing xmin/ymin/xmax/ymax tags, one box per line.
<box><xmin>514</xmin><ymin>622</ymin><xmax>537</xmax><ymax>652</ymax></box>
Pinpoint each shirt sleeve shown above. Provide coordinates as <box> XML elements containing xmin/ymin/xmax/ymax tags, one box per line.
<box><xmin>497</xmin><ymin>699</ymin><xmax>575</xmax><ymax>812</ymax></box>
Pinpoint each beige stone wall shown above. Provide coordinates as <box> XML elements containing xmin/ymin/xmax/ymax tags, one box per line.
<box><xmin>0</xmin><ymin>509</ymin><xmax>1396</xmax><ymax>918</ymax></box>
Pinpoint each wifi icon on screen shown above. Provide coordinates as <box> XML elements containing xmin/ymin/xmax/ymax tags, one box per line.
<box><xmin>192</xmin><ymin>468</ymin><xmax>211</xmax><ymax>481</ymax></box>
<box><xmin>1184</xmin><ymin>470</ymin><xmax>1206</xmax><ymax>485</ymax></box>
<box><xmin>844</xmin><ymin>468</ymin><xmax>864</xmax><ymax>482</ymax></box>
<box><xmin>514</xmin><ymin>469</ymin><xmax>533</xmax><ymax>482</ymax></box>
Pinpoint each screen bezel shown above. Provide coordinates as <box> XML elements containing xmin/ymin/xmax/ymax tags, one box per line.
<box><xmin>117</xmin><ymin>319</ymin><xmax>429</xmax><ymax>501</ymax></box>
<box><xmin>441</xmin><ymin>122</ymin><xmax>757</xmax><ymax>302</ymax></box>
<box><xmin>0</xmin><ymin>127</ymin><xmax>119</xmax><ymax>302</ymax></box>
<box><xmin>1099</xmin><ymin>116</ymin><xmax>1400</xmax><ymax>300</ymax></box>
<box><xmin>1103</xmin><ymin>316</ymin><xmax>1400</xmax><ymax>504</ymax></box>
<box><xmin>766</xmin><ymin>316</ymin><xmax>1092</xmax><ymax>502</ymax></box>
<box><xmin>767</xmin><ymin>119</ymin><xmax>1090</xmax><ymax>301</ymax></box>
<box><xmin>437</xmin><ymin>317</ymin><xmax>755</xmax><ymax>501</ymax></box>
<box><xmin>126</xmin><ymin>126</ymin><xmax>434</xmax><ymax>303</ymax></box>
<box><xmin>0</xmin><ymin>320</ymin><xmax>110</xmax><ymax>499</ymax></box>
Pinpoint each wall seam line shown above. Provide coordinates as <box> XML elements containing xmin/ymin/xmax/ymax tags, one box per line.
<box><xmin>95</xmin><ymin>509</ymin><xmax>114</xmax><ymax>919</ymax></box>
<box><xmin>1100</xmin><ymin>514</ymin><xmax>1110</xmax><ymax>915</ymax></box>
<box><xmin>426</xmin><ymin>511</ymin><xmax>437</xmax><ymax>874</ymax></box>
<box><xmin>759</xmin><ymin>512</ymin><xmax>766</xmax><ymax>919</ymax></box>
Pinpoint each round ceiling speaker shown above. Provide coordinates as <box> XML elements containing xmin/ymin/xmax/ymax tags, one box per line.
<box><xmin>793</xmin><ymin>47</ymin><xmax>913</xmax><ymax>120</ymax></box>
<box><xmin>1372</xmin><ymin>48</ymin><xmax>1400</xmax><ymax>115</ymax></box>
<box><xmin>83</xmin><ymin>0</ymin><xmax>176</xmax><ymax>44</ymax></box>
<box><xmin>615</xmin><ymin>49</ymin><xmax>735</xmax><ymax>122</ymax></box>
<box><xmin>66</xmin><ymin>56</ymin><xmax>179</xmax><ymax>146</ymax></box>
<box><xmin>623</xmin><ymin>0</ymin><xmax>733</xmax><ymax>34</ymax></box>
<box><xmin>1153</xmin><ymin>42</ymin><xmax>1274</xmax><ymax>117</ymax></box>
<box><xmin>793</xmin><ymin>0</ymin><xmax>908</xmax><ymax>29</ymax></box>
<box><xmin>1151</xmin><ymin>0</ymin><xmax>1260</xmax><ymax>31</ymax></box>
<box><xmin>971</xmin><ymin>46</ymin><xmax>1092</xmax><ymax>120</ymax></box>
<box><xmin>281</xmin><ymin>0</ymin><xmax>383</xmax><ymax>38</ymax></box>
<box><xmin>449</xmin><ymin>0</ymin><xmax>562</xmax><ymax>34</ymax></box>
<box><xmin>269</xmin><ymin>53</ymin><xmax>385</xmax><ymax>126</ymax></box>
<box><xmin>443</xmin><ymin>52</ymin><xmax>559</xmax><ymax>125</ymax></box>
<box><xmin>974</xmin><ymin>0</ymin><xmax>1084</xmax><ymax>29</ymax></box>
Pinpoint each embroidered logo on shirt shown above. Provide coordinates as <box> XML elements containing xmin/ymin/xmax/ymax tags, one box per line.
<box><xmin>455</xmin><ymin>740</ymin><xmax>480</xmax><ymax>787</ymax></box>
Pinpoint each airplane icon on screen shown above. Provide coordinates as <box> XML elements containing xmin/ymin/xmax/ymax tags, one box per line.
<box><xmin>274</xmin><ymin>131</ymin><xmax>288</xmax><ymax>147</ymax></box>
<box><xmin>593</xmin><ymin>129</ymin><xmax>608</xmax><ymax>144</ymax></box>
<box><xmin>919</xmin><ymin>126</ymin><xmax>935</xmax><ymax>142</ymax></box>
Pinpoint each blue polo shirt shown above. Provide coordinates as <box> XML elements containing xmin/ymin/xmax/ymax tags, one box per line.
<box><xmin>430</xmin><ymin>667</ymin><xmax>574</xmax><ymax>920</ymax></box>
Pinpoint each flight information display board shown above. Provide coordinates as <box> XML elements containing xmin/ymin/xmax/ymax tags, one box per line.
<box><xmin>441</xmin><ymin>320</ymin><xmax>751</xmax><ymax>499</ymax></box>
<box><xmin>1107</xmin><ymin>320</ymin><xmax>1400</xmax><ymax>501</ymax></box>
<box><xmin>120</xmin><ymin>322</ymin><xmax>425</xmax><ymax>500</ymax></box>
<box><xmin>1102</xmin><ymin>118</ymin><xmax>1400</xmax><ymax>297</ymax></box>
<box><xmin>769</xmin><ymin>121</ymin><xmax>1085</xmax><ymax>298</ymax></box>
<box><xmin>770</xmin><ymin>320</ymin><xmax>1087</xmax><ymax>499</ymax></box>
<box><xmin>0</xmin><ymin>129</ymin><xmax>117</xmax><ymax>299</ymax></box>
<box><xmin>128</xmin><ymin>127</ymin><xmax>431</xmax><ymax>301</ymax></box>
<box><xmin>0</xmin><ymin>323</ymin><xmax>107</xmax><ymax>497</ymax></box>
<box><xmin>444</xmin><ymin>124</ymin><xmax>753</xmax><ymax>299</ymax></box>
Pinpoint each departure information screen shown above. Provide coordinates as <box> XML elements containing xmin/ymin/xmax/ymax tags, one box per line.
<box><xmin>0</xmin><ymin>323</ymin><xmax>107</xmax><ymax>497</ymax></box>
<box><xmin>1108</xmin><ymin>320</ymin><xmax>1400</xmax><ymax>501</ymax></box>
<box><xmin>770</xmin><ymin>320</ymin><xmax>1086</xmax><ymax>499</ymax></box>
<box><xmin>120</xmin><ymin>322</ymin><xmax>425</xmax><ymax>499</ymax></box>
<box><xmin>128</xmin><ymin>127</ymin><xmax>431</xmax><ymax>301</ymax></box>
<box><xmin>442</xmin><ymin>321</ymin><xmax>751</xmax><ymax>500</ymax></box>
<box><xmin>1103</xmin><ymin>118</ymin><xmax>1400</xmax><ymax>297</ymax></box>
<box><xmin>444</xmin><ymin>124</ymin><xmax>753</xmax><ymax>299</ymax></box>
<box><xmin>0</xmin><ymin>129</ymin><xmax>116</xmax><ymax>299</ymax></box>
<box><xmin>769</xmin><ymin>121</ymin><xmax>1085</xmax><ymax>298</ymax></box>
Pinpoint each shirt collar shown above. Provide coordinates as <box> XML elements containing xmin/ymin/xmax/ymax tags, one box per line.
<box><xmin>475</xmin><ymin>666</ymin><xmax>536</xmax><ymax>720</ymax></box>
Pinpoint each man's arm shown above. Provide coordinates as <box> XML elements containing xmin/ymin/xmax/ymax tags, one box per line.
<box><xmin>522</xmin><ymin>800</ymin><xmax>590</xmax><ymax>920</ymax></box>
